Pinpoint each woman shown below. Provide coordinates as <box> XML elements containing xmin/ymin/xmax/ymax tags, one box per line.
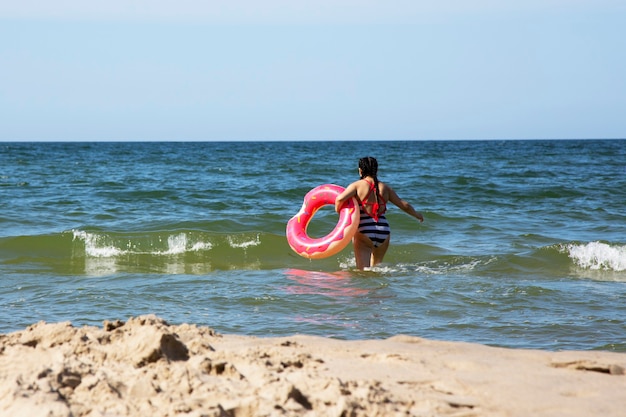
<box><xmin>335</xmin><ymin>157</ymin><xmax>424</xmax><ymax>269</ymax></box>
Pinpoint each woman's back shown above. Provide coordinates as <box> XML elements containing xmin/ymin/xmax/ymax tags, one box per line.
<box><xmin>355</xmin><ymin>178</ymin><xmax>387</xmax><ymax>219</ymax></box>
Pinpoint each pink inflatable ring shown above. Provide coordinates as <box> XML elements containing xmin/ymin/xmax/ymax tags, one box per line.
<box><xmin>286</xmin><ymin>184</ymin><xmax>360</xmax><ymax>259</ymax></box>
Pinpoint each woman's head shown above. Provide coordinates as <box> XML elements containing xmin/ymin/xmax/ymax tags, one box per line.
<box><xmin>359</xmin><ymin>157</ymin><xmax>378</xmax><ymax>179</ymax></box>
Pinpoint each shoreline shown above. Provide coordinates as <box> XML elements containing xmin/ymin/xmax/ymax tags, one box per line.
<box><xmin>1</xmin><ymin>315</ymin><xmax>625</xmax><ymax>416</ymax></box>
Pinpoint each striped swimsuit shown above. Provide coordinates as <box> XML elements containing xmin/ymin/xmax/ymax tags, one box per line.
<box><xmin>357</xmin><ymin>180</ymin><xmax>390</xmax><ymax>247</ymax></box>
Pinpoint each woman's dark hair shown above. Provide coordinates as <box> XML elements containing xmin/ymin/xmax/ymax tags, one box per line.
<box><xmin>359</xmin><ymin>156</ymin><xmax>381</xmax><ymax>204</ymax></box>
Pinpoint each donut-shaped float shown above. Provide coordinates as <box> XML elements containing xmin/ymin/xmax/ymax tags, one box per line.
<box><xmin>286</xmin><ymin>184</ymin><xmax>360</xmax><ymax>259</ymax></box>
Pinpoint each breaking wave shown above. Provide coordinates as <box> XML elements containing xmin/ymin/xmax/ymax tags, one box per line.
<box><xmin>561</xmin><ymin>241</ymin><xmax>626</xmax><ymax>272</ymax></box>
<box><xmin>1</xmin><ymin>230</ymin><xmax>625</xmax><ymax>279</ymax></box>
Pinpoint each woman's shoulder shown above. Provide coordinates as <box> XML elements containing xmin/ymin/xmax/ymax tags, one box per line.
<box><xmin>344</xmin><ymin>179</ymin><xmax>367</xmax><ymax>195</ymax></box>
<box><xmin>378</xmin><ymin>180</ymin><xmax>390</xmax><ymax>190</ymax></box>
<box><xmin>378</xmin><ymin>181</ymin><xmax>394</xmax><ymax>198</ymax></box>
<box><xmin>350</xmin><ymin>178</ymin><xmax>369</xmax><ymax>188</ymax></box>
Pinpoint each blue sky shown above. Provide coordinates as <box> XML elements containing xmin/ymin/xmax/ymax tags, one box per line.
<box><xmin>1</xmin><ymin>1</ymin><xmax>624</xmax><ymax>141</ymax></box>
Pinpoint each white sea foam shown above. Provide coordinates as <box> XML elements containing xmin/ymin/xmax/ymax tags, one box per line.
<box><xmin>164</xmin><ymin>233</ymin><xmax>188</xmax><ymax>255</ymax></box>
<box><xmin>337</xmin><ymin>256</ymin><xmax>488</xmax><ymax>274</ymax></box>
<box><xmin>190</xmin><ymin>241</ymin><xmax>213</xmax><ymax>251</ymax></box>
<box><xmin>227</xmin><ymin>234</ymin><xmax>261</xmax><ymax>249</ymax></box>
<box><xmin>73</xmin><ymin>230</ymin><xmax>213</xmax><ymax>258</ymax></box>
<box><xmin>72</xmin><ymin>230</ymin><xmax>124</xmax><ymax>258</ymax></box>
<box><xmin>163</xmin><ymin>233</ymin><xmax>214</xmax><ymax>254</ymax></box>
<box><xmin>565</xmin><ymin>242</ymin><xmax>626</xmax><ymax>272</ymax></box>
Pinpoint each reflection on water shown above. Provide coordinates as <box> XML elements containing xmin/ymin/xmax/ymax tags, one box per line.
<box><xmin>282</xmin><ymin>268</ymin><xmax>373</xmax><ymax>333</ymax></box>
<box><xmin>282</xmin><ymin>268</ymin><xmax>399</xmax><ymax>337</ymax></box>
<box><xmin>283</xmin><ymin>268</ymin><xmax>371</xmax><ymax>298</ymax></box>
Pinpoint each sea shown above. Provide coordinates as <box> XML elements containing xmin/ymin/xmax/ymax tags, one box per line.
<box><xmin>1</xmin><ymin>140</ymin><xmax>625</xmax><ymax>352</ymax></box>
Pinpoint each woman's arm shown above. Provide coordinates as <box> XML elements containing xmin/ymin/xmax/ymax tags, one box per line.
<box><xmin>335</xmin><ymin>182</ymin><xmax>358</xmax><ymax>213</ymax></box>
<box><xmin>387</xmin><ymin>187</ymin><xmax>424</xmax><ymax>222</ymax></box>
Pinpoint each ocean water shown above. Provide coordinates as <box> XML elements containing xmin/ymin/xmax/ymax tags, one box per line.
<box><xmin>1</xmin><ymin>140</ymin><xmax>625</xmax><ymax>351</ymax></box>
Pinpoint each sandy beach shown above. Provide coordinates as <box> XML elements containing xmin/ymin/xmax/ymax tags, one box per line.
<box><xmin>1</xmin><ymin>315</ymin><xmax>624</xmax><ymax>417</ymax></box>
